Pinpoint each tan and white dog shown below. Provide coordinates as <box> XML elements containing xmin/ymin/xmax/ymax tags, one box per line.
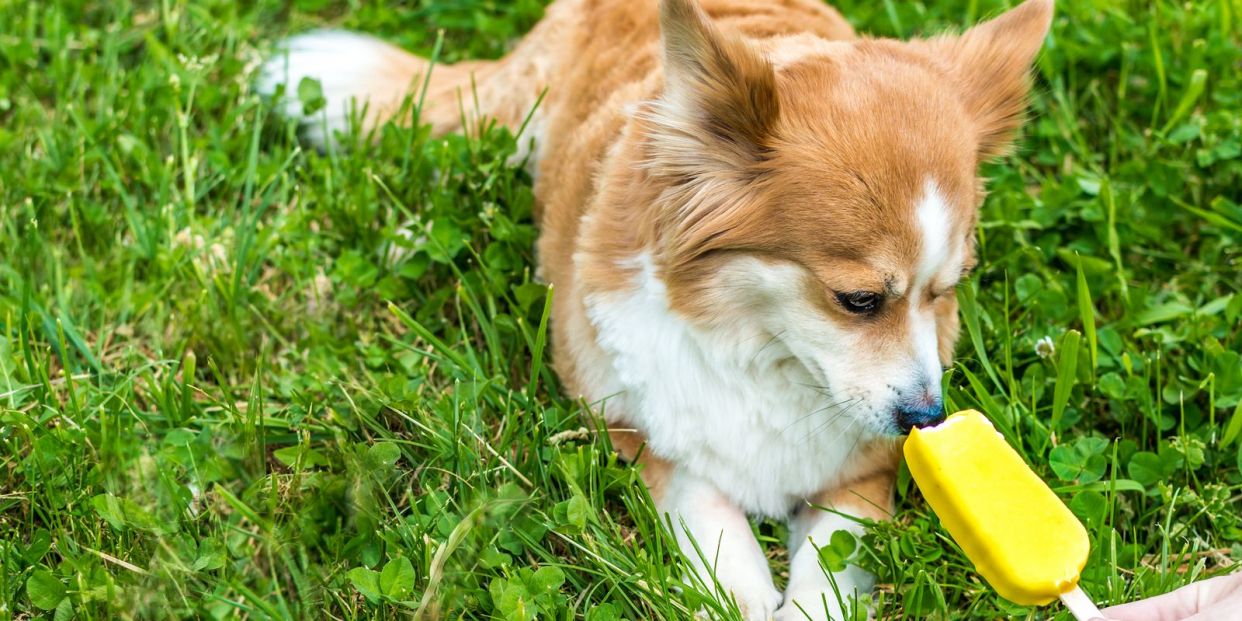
<box><xmin>261</xmin><ymin>0</ymin><xmax>1052</xmax><ymax>617</ymax></box>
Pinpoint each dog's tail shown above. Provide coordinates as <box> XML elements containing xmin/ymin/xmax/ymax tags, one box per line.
<box><xmin>257</xmin><ymin>30</ymin><xmax>542</xmax><ymax>149</ymax></box>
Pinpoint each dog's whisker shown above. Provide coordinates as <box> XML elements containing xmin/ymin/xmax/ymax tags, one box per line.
<box><xmin>783</xmin><ymin>397</ymin><xmax>861</xmax><ymax>433</ymax></box>
<box><xmin>837</xmin><ymin>417</ymin><xmax>870</xmax><ymax>462</ymax></box>
<box><xmin>749</xmin><ymin>329</ymin><xmax>788</xmax><ymax>366</ymax></box>
<box><xmin>822</xmin><ymin>412</ymin><xmax>865</xmax><ymax>448</ymax></box>
<box><xmin>799</xmin><ymin>400</ymin><xmax>863</xmax><ymax>444</ymax></box>
<box><xmin>794</xmin><ymin>382</ymin><xmax>834</xmax><ymax>392</ymax></box>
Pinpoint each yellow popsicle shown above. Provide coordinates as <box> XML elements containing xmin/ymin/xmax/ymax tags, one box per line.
<box><xmin>903</xmin><ymin>410</ymin><xmax>1093</xmax><ymax>609</ymax></box>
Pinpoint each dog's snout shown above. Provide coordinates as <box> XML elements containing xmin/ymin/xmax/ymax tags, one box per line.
<box><xmin>894</xmin><ymin>395</ymin><xmax>946</xmax><ymax>433</ymax></box>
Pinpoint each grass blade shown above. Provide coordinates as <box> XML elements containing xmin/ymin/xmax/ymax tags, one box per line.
<box><xmin>1051</xmin><ymin>330</ymin><xmax>1082</xmax><ymax>434</ymax></box>
<box><xmin>1076</xmin><ymin>258</ymin><xmax>1098</xmax><ymax>375</ymax></box>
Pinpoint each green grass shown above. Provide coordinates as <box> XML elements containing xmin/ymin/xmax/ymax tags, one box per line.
<box><xmin>1</xmin><ymin>0</ymin><xmax>1239</xmax><ymax>619</ymax></box>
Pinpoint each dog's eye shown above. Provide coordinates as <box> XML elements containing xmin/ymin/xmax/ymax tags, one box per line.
<box><xmin>836</xmin><ymin>291</ymin><xmax>883</xmax><ymax>315</ymax></box>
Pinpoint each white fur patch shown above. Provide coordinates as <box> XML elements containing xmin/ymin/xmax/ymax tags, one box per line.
<box><xmin>910</xmin><ymin>180</ymin><xmax>962</xmax><ymax>384</ymax></box>
<box><xmin>914</xmin><ymin>180</ymin><xmax>952</xmax><ymax>289</ymax></box>
<box><xmin>585</xmin><ymin>254</ymin><xmax>871</xmax><ymax>517</ymax></box>
<box><xmin>915</xmin><ymin>180</ymin><xmax>969</xmax><ymax>293</ymax></box>
<box><xmin>257</xmin><ymin>30</ymin><xmax>402</xmax><ymax>148</ymax></box>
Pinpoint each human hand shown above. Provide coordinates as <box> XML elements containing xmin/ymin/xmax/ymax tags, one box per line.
<box><xmin>1091</xmin><ymin>571</ymin><xmax>1242</xmax><ymax>621</ymax></box>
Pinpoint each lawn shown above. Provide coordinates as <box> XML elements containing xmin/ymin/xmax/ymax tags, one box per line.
<box><xmin>1</xmin><ymin>0</ymin><xmax>1240</xmax><ymax>619</ymax></box>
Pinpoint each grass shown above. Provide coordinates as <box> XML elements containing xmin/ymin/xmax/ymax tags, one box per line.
<box><xmin>1</xmin><ymin>0</ymin><xmax>1239</xmax><ymax>619</ymax></box>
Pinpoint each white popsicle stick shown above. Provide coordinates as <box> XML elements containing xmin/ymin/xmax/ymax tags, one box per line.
<box><xmin>1060</xmin><ymin>585</ymin><xmax>1104</xmax><ymax>620</ymax></box>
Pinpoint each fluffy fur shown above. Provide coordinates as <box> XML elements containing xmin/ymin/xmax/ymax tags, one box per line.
<box><xmin>260</xmin><ymin>1</ymin><xmax>1053</xmax><ymax>618</ymax></box>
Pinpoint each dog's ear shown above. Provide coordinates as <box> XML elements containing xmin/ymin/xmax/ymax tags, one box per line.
<box><xmin>931</xmin><ymin>0</ymin><xmax>1053</xmax><ymax>159</ymax></box>
<box><xmin>642</xmin><ymin>0</ymin><xmax>780</xmax><ymax>265</ymax></box>
<box><xmin>647</xmin><ymin>0</ymin><xmax>779</xmax><ymax>169</ymax></box>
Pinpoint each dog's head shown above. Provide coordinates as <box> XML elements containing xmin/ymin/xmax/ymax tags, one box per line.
<box><xmin>641</xmin><ymin>0</ymin><xmax>1052</xmax><ymax>436</ymax></box>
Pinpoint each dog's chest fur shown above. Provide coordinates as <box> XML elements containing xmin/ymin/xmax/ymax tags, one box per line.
<box><xmin>586</xmin><ymin>255</ymin><xmax>867</xmax><ymax>517</ymax></box>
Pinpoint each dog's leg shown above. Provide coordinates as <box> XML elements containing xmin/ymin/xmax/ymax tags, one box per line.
<box><xmin>658</xmin><ymin>469</ymin><xmax>781</xmax><ymax>621</ymax></box>
<box><xmin>777</xmin><ymin>468</ymin><xmax>896</xmax><ymax>621</ymax></box>
<box><xmin>611</xmin><ymin>429</ymin><xmax>778</xmax><ymax>619</ymax></box>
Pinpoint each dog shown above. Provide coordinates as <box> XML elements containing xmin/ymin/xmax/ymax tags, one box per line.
<box><xmin>260</xmin><ymin>0</ymin><xmax>1052</xmax><ymax>617</ymax></box>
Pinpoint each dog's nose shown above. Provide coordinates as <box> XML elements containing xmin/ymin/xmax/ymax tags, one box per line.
<box><xmin>894</xmin><ymin>398</ymin><xmax>946</xmax><ymax>433</ymax></box>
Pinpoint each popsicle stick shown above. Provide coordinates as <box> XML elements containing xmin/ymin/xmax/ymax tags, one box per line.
<box><xmin>1060</xmin><ymin>585</ymin><xmax>1104</xmax><ymax>621</ymax></box>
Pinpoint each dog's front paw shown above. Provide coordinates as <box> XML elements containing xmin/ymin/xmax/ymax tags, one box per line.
<box><xmin>727</xmin><ymin>583</ymin><xmax>782</xmax><ymax>621</ymax></box>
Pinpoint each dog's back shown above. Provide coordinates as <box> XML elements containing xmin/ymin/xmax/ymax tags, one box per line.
<box><xmin>257</xmin><ymin>0</ymin><xmax>853</xmax><ymax>152</ymax></box>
